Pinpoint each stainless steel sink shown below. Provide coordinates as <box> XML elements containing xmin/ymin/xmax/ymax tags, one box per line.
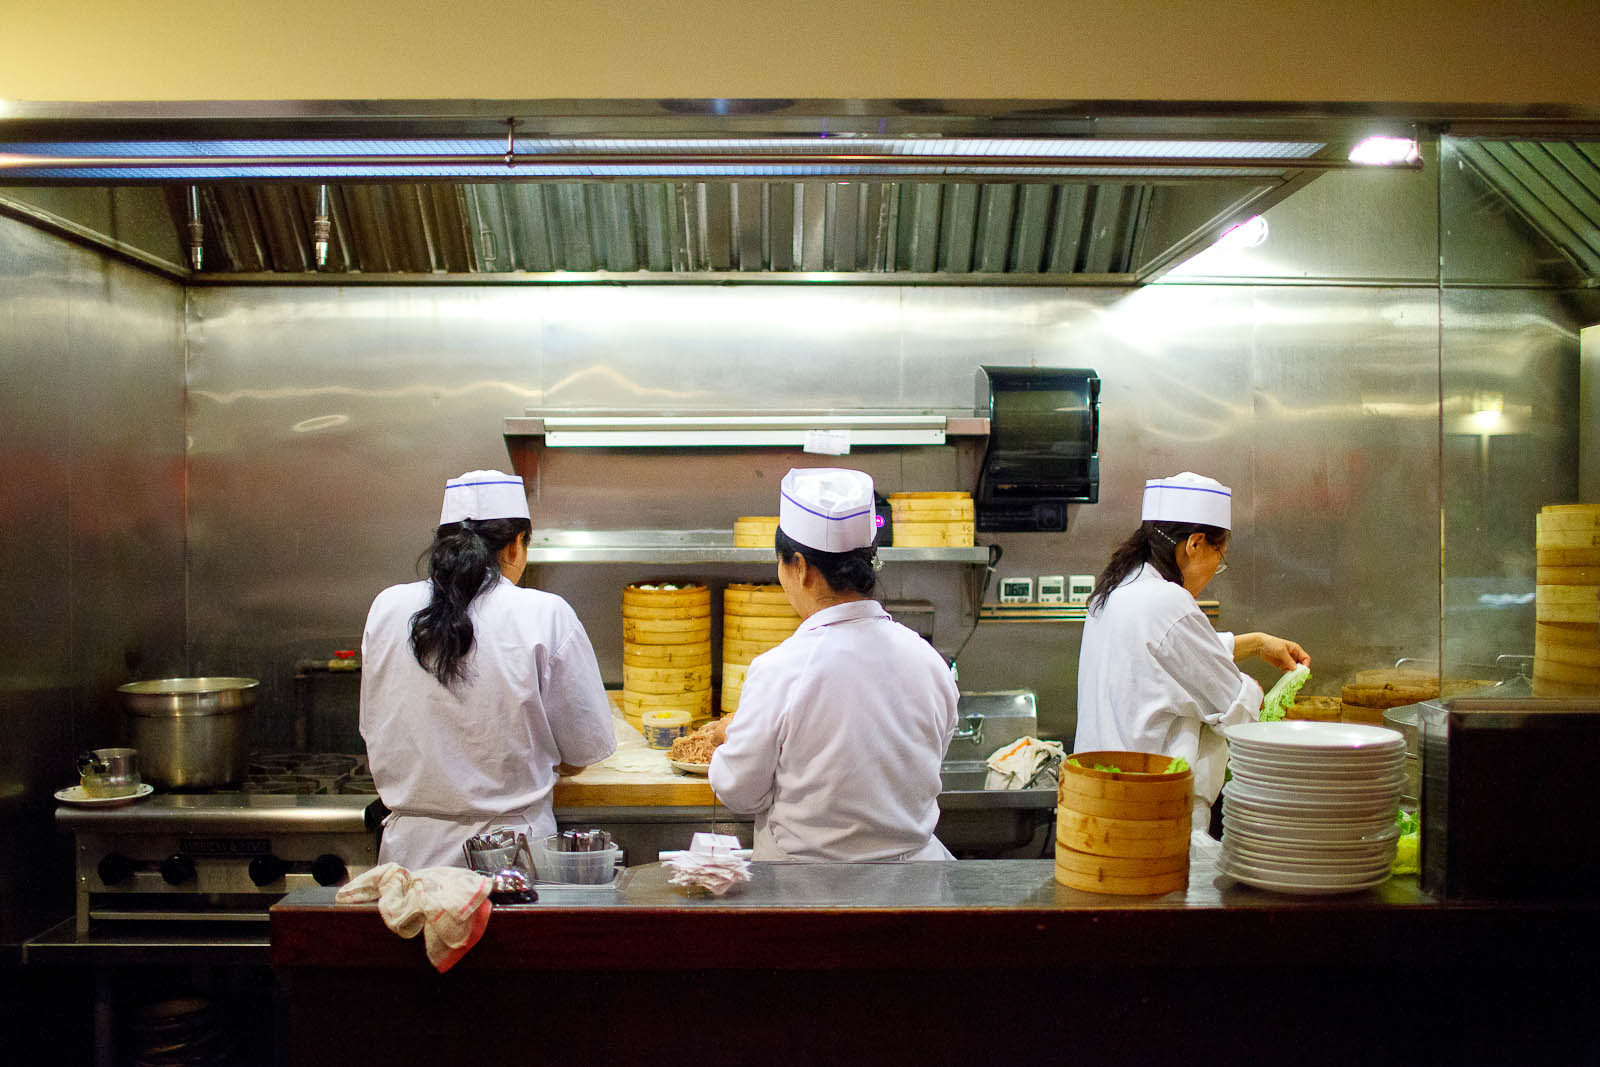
<box><xmin>935</xmin><ymin>760</ymin><xmax>1054</xmax><ymax>856</ymax></box>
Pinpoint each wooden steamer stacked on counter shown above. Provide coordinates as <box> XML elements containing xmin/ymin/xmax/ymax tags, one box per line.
<box><xmin>721</xmin><ymin>584</ymin><xmax>800</xmax><ymax>714</ymax></box>
<box><xmin>621</xmin><ymin>583</ymin><xmax>713</xmax><ymax>731</ymax></box>
<box><xmin>733</xmin><ymin>516</ymin><xmax>780</xmax><ymax>548</ymax></box>
<box><xmin>1340</xmin><ymin>670</ymin><xmax>1439</xmax><ymax>725</ymax></box>
<box><xmin>1535</xmin><ymin>504</ymin><xmax>1600</xmax><ymax>697</ymax></box>
<box><xmin>1055</xmin><ymin>752</ymin><xmax>1192</xmax><ymax>895</ymax></box>
<box><xmin>888</xmin><ymin>492</ymin><xmax>974</xmax><ymax>547</ymax></box>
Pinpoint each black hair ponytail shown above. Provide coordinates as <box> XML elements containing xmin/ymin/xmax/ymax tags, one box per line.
<box><xmin>409</xmin><ymin>517</ymin><xmax>531</xmax><ymax>686</ymax></box>
<box><xmin>775</xmin><ymin>527</ymin><xmax>878</xmax><ymax>597</ymax></box>
<box><xmin>1085</xmin><ymin>521</ymin><xmax>1227</xmax><ymax>614</ymax></box>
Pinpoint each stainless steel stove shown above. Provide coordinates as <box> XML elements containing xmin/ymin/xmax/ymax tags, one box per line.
<box><xmin>59</xmin><ymin>753</ymin><xmax>380</xmax><ymax>933</ymax></box>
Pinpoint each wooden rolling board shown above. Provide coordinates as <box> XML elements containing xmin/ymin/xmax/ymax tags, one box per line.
<box><xmin>551</xmin><ymin>693</ymin><xmax>716</xmax><ymax>807</ymax></box>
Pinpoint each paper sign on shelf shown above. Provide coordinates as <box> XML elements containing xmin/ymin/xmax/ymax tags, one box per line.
<box><xmin>803</xmin><ymin>428</ymin><xmax>852</xmax><ymax>455</ymax></box>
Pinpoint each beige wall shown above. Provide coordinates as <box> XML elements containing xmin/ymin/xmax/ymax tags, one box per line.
<box><xmin>4</xmin><ymin>0</ymin><xmax>1599</xmax><ymax>106</ymax></box>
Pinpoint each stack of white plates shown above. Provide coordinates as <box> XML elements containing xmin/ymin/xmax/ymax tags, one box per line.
<box><xmin>1219</xmin><ymin>720</ymin><xmax>1406</xmax><ymax>895</ymax></box>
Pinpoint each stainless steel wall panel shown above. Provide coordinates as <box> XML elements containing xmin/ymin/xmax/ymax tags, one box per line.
<box><xmin>0</xmin><ymin>215</ymin><xmax>184</xmax><ymax>941</ymax></box>
<box><xmin>1440</xmin><ymin>287</ymin><xmax>1588</xmax><ymax>679</ymax></box>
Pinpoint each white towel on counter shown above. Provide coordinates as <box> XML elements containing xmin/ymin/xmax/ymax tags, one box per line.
<box><xmin>664</xmin><ymin>832</ymin><xmax>751</xmax><ymax>897</ymax></box>
<box><xmin>336</xmin><ymin>862</ymin><xmax>493</xmax><ymax>973</ymax></box>
<box><xmin>984</xmin><ymin>737</ymin><xmax>1066</xmax><ymax>790</ymax></box>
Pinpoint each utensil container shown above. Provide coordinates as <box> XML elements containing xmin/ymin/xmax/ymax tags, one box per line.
<box><xmin>77</xmin><ymin>747</ymin><xmax>141</xmax><ymax>797</ymax></box>
<box><xmin>1056</xmin><ymin>750</ymin><xmax>1192</xmax><ymax>895</ymax></box>
<box><xmin>541</xmin><ymin>833</ymin><xmax>621</xmax><ymax>884</ymax></box>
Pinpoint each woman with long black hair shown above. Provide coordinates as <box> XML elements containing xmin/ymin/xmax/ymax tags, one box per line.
<box><xmin>360</xmin><ymin>470</ymin><xmax>615</xmax><ymax>868</ymax></box>
<box><xmin>708</xmin><ymin>468</ymin><xmax>958</xmax><ymax>861</ymax></box>
<box><xmin>1075</xmin><ymin>472</ymin><xmax>1309</xmax><ymax>835</ymax></box>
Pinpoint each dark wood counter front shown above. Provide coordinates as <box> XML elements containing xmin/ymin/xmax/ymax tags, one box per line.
<box><xmin>272</xmin><ymin>857</ymin><xmax>1600</xmax><ymax>1066</ymax></box>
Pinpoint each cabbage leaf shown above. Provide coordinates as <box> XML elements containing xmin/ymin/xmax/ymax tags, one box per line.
<box><xmin>1260</xmin><ymin>663</ymin><xmax>1310</xmax><ymax>722</ymax></box>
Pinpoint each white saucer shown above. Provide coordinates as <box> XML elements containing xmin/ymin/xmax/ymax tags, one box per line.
<box><xmin>55</xmin><ymin>783</ymin><xmax>154</xmax><ymax>806</ymax></box>
<box><xmin>669</xmin><ymin>760</ymin><xmax>711</xmax><ymax>776</ymax></box>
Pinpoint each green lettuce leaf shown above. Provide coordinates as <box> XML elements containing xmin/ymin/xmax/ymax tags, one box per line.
<box><xmin>1260</xmin><ymin>664</ymin><xmax>1310</xmax><ymax>722</ymax></box>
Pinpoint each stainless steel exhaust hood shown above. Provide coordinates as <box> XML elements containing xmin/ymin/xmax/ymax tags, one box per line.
<box><xmin>0</xmin><ymin>99</ymin><xmax>1436</xmax><ymax>284</ymax></box>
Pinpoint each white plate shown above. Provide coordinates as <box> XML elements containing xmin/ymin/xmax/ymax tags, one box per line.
<box><xmin>1219</xmin><ymin>853</ymin><xmax>1394</xmax><ymax>887</ymax></box>
<box><xmin>1222</xmin><ymin>811</ymin><xmax>1399</xmax><ymax>843</ymax></box>
<box><xmin>1223</xmin><ymin>796</ymin><xmax>1398</xmax><ymax>828</ymax></box>
<box><xmin>55</xmin><ymin>783</ymin><xmax>154</xmax><ymax>806</ymax></box>
<box><xmin>1227</xmin><ymin>752</ymin><xmax>1406</xmax><ymax>777</ymax></box>
<box><xmin>1225</xmin><ymin>720</ymin><xmax>1405</xmax><ymax>753</ymax></box>
<box><xmin>1223</xmin><ymin>841</ymin><xmax>1395</xmax><ymax>872</ymax></box>
<box><xmin>669</xmin><ymin>760</ymin><xmax>711</xmax><ymax>776</ymax></box>
<box><xmin>1219</xmin><ymin>860</ymin><xmax>1393</xmax><ymax>896</ymax></box>
<box><xmin>1225</xmin><ymin>781</ymin><xmax>1400</xmax><ymax>815</ymax></box>
<box><xmin>1227</xmin><ymin>769</ymin><xmax>1409</xmax><ymax>795</ymax></box>
<box><xmin>1223</xmin><ymin>821</ymin><xmax>1400</xmax><ymax>849</ymax></box>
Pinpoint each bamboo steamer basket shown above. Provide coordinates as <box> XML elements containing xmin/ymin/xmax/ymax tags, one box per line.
<box><xmin>888</xmin><ymin>491</ymin><xmax>972</xmax><ymax>504</ymax></box>
<box><xmin>889</xmin><ymin>505</ymin><xmax>974</xmax><ymax>522</ymax></box>
<box><xmin>622</xmin><ymin>618</ymin><xmax>713</xmax><ymax>645</ymax></box>
<box><xmin>724</xmin><ymin>614</ymin><xmax>802</xmax><ymax>641</ymax></box>
<box><xmin>721</xmin><ymin>583</ymin><xmax>798</xmax><ymax>712</ymax></box>
<box><xmin>892</xmin><ymin>520</ymin><xmax>975</xmax><ymax>548</ymax></box>
<box><xmin>1055</xmin><ymin>751</ymin><xmax>1192</xmax><ymax>895</ymax></box>
<box><xmin>1056</xmin><ymin>810</ymin><xmax>1191</xmax><ymax>859</ymax></box>
<box><xmin>623</xmin><ymin>583</ymin><xmax>710</xmax><ymax>608</ymax></box>
<box><xmin>622</xmin><ymin>665</ymin><xmax>712</xmax><ymax>695</ymax></box>
<box><xmin>1286</xmin><ymin>695</ymin><xmax>1342</xmax><ymax>721</ymax></box>
<box><xmin>733</xmin><ymin>516</ymin><xmax>780</xmax><ymax>548</ymax></box>
<box><xmin>1340</xmin><ymin>702</ymin><xmax>1388</xmax><ymax>725</ymax></box>
<box><xmin>722</xmin><ymin>637</ymin><xmax>782</xmax><ymax>664</ymax></box>
<box><xmin>1535</xmin><ymin>506</ymin><xmax>1600</xmax><ymax>696</ymax></box>
<box><xmin>623</xmin><ymin>640</ymin><xmax>712</xmax><ymax>667</ymax></box>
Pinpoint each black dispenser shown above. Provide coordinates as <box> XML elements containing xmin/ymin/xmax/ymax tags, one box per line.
<box><xmin>975</xmin><ymin>366</ymin><xmax>1100</xmax><ymax>532</ymax></box>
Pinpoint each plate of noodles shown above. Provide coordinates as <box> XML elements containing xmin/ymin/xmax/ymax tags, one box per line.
<box><xmin>669</xmin><ymin>759</ymin><xmax>712</xmax><ymax>776</ymax></box>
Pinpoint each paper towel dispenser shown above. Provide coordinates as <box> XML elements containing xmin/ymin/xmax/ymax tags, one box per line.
<box><xmin>975</xmin><ymin>366</ymin><xmax>1100</xmax><ymax>532</ymax></box>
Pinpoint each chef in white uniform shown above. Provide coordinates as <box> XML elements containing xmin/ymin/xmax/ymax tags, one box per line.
<box><xmin>708</xmin><ymin>468</ymin><xmax>959</xmax><ymax>862</ymax></box>
<box><xmin>360</xmin><ymin>470</ymin><xmax>615</xmax><ymax>868</ymax></box>
<box><xmin>1074</xmin><ymin>472</ymin><xmax>1310</xmax><ymax>834</ymax></box>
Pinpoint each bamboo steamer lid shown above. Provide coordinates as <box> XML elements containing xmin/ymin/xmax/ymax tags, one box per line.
<box><xmin>1341</xmin><ymin>680</ymin><xmax>1438</xmax><ymax>708</ymax></box>
<box><xmin>1286</xmin><ymin>695</ymin><xmax>1342</xmax><ymax>721</ymax></box>
<box><xmin>725</xmin><ymin>582</ymin><xmax>791</xmax><ymax>604</ymax></box>
<box><xmin>623</xmin><ymin>583</ymin><xmax>709</xmax><ymax>607</ymax></box>
<box><xmin>892</xmin><ymin>521</ymin><xmax>975</xmax><ymax>547</ymax></box>
<box><xmin>1537</xmin><ymin>504</ymin><xmax>1600</xmax><ymax>530</ymax></box>
<box><xmin>1056</xmin><ymin>813</ymin><xmax>1191</xmax><ymax>858</ymax></box>
<box><xmin>622</xmin><ymin>618</ymin><xmax>713</xmax><ymax>644</ymax></box>
<box><xmin>622</xmin><ymin>640</ymin><xmax>712</xmax><ymax>667</ymax></box>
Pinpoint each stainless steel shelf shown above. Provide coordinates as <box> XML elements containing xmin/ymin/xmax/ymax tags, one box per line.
<box><xmin>526</xmin><ymin>529</ymin><xmax>990</xmax><ymax>565</ymax></box>
<box><xmin>506</xmin><ymin>412</ymin><xmax>989</xmax><ymax>447</ymax></box>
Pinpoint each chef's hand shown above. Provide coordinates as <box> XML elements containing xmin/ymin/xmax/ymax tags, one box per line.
<box><xmin>1258</xmin><ymin>634</ymin><xmax>1310</xmax><ymax>671</ymax></box>
<box><xmin>1235</xmin><ymin>632</ymin><xmax>1310</xmax><ymax>670</ymax></box>
<box><xmin>556</xmin><ymin>762</ymin><xmax>585</xmax><ymax>776</ymax></box>
<box><xmin>705</xmin><ymin>716</ymin><xmax>731</xmax><ymax>746</ymax></box>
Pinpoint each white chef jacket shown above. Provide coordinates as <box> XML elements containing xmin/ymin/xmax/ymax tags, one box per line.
<box><xmin>709</xmin><ymin>600</ymin><xmax>959</xmax><ymax>862</ymax></box>
<box><xmin>360</xmin><ymin>576</ymin><xmax>616</xmax><ymax>869</ymax></box>
<box><xmin>1074</xmin><ymin>564</ymin><xmax>1263</xmax><ymax>830</ymax></box>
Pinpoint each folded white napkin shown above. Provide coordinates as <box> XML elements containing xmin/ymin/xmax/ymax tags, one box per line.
<box><xmin>664</xmin><ymin>832</ymin><xmax>751</xmax><ymax>897</ymax></box>
<box><xmin>984</xmin><ymin>736</ymin><xmax>1066</xmax><ymax>790</ymax></box>
<box><xmin>336</xmin><ymin>862</ymin><xmax>493</xmax><ymax>972</ymax></box>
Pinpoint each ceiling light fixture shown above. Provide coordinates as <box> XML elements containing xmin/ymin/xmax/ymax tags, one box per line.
<box><xmin>1217</xmin><ymin>215</ymin><xmax>1269</xmax><ymax>248</ymax></box>
<box><xmin>1348</xmin><ymin>136</ymin><xmax>1420</xmax><ymax>166</ymax></box>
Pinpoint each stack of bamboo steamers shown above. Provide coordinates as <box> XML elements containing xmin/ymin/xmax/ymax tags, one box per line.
<box><xmin>721</xmin><ymin>584</ymin><xmax>801</xmax><ymax>713</ymax></box>
<box><xmin>1535</xmin><ymin>504</ymin><xmax>1600</xmax><ymax>697</ymax></box>
<box><xmin>888</xmin><ymin>491</ymin><xmax>975</xmax><ymax>547</ymax></box>
<box><xmin>1055</xmin><ymin>752</ymin><xmax>1192</xmax><ymax>895</ymax></box>
<box><xmin>621</xmin><ymin>583</ymin><xmax>713</xmax><ymax>730</ymax></box>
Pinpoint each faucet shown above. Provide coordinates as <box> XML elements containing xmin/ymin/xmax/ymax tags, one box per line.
<box><xmin>950</xmin><ymin>713</ymin><xmax>984</xmax><ymax>748</ymax></box>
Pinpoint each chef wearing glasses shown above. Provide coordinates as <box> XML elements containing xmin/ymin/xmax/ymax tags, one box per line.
<box><xmin>1074</xmin><ymin>472</ymin><xmax>1310</xmax><ymax>834</ymax></box>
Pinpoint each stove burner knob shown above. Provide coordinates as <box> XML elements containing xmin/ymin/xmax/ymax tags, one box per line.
<box><xmin>97</xmin><ymin>852</ymin><xmax>135</xmax><ymax>886</ymax></box>
<box><xmin>159</xmin><ymin>854</ymin><xmax>196</xmax><ymax>886</ymax></box>
<box><xmin>311</xmin><ymin>854</ymin><xmax>348</xmax><ymax>887</ymax></box>
<box><xmin>248</xmin><ymin>855</ymin><xmax>287</xmax><ymax>887</ymax></box>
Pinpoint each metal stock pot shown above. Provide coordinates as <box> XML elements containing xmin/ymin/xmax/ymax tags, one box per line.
<box><xmin>117</xmin><ymin>677</ymin><xmax>259</xmax><ymax>789</ymax></box>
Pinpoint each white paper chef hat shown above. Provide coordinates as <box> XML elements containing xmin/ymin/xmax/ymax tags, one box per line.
<box><xmin>1141</xmin><ymin>471</ymin><xmax>1232</xmax><ymax>530</ymax></box>
<box><xmin>778</xmin><ymin>468</ymin><xmax>877</xmax><ymax>552</ymax></box>
<box><xmin>440</xmin><ymin>470</ymin><xmax>531</xmax><ymax>525</ymax></box>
